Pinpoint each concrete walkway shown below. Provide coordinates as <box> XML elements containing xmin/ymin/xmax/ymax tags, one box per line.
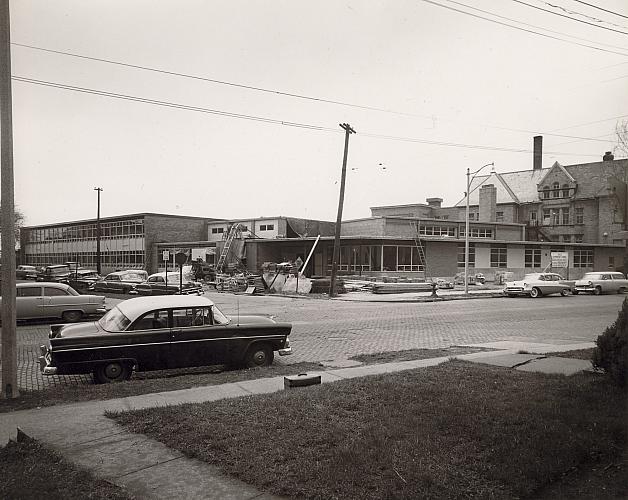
<box><xmin>0</xmin><ymin>340</ymin><xmax>597</xmax><ymax>499</ymax></box>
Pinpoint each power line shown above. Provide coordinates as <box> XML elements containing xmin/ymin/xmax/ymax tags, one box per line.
<box><xmin>538</xmin><ymin>1</ymin><xmax>628</xmax><ymax>30</ymax></box>
<box><xmin>511</xmin><ymin>0</ymin><xmax>628</xmax><ymax>35</ymax></box>
<box><xmin>549</xmin><ymin>113</ymin><xmax>628</xmax><ymax>131</ymax></box>
<box><xmin>572</xmin><ymin>0</ymin><xmax>628</xmax><ymax>20</ymax></box>
<box><xmin>12</xmin><ymin>75</ymin><xmax>602</xmax><ymax>158</ymax></box>
<box><xmin>443</xmin><ymin>0</ymin><xmax>628</xmax><ymax>51</ymax></box>
<box><xmin>358</xmin><ymin>130</ymin><xmax>602</xmax><ymax>156</ymax></box>
<box><xmin>11</xmin><ymin>42</ymin><xmax>620</xmax><ymax>144</ymax></box>
<box><xmin>419</xmin><ymin>0</ymin><xmax>628</xmax><ymax>56</ymax></box>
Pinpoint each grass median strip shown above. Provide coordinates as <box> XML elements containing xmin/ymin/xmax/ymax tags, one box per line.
<box><xmin>110</xmin><ymin>361</ymin><xmax>627</xmax><ymax>499</ymax></box>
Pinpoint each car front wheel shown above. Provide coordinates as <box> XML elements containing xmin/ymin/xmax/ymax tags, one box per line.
<box><xmin>244</xmin><ymin>343</ymin><xmax>274</xmax><ymax>368</ymax></box>
<box><xmin>593</xmin><ymin>286</ymin><xmax>602</xmax><ymax>296</ymax></box>
<box><xmin>529</xmin><ymin>287</ymin><xmax>541</xmax><ymax>298</ymax></box>
<box><xmin>560</xmin><ymin>289</ymin><xmax>569</xmax><ymax>296</ymax></box>
<box><xmin>94</xmin><ymin>362</ymin><xmax>132</xmax><ymax>384</ymax></box>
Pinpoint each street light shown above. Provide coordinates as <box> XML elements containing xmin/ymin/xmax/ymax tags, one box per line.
<box><xmin>464</xmin><ymin>162</ymin><xmax>494</xmax><ymax>294</ymax></box>
<box><xmin>94</xmin><ymin>187</ymin><xmax>103</xmax><ymax>274</ymax></box>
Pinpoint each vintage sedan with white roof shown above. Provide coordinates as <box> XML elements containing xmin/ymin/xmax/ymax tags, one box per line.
<box><xmin>39</xmin><ymin>295</ymin><xmax>292</xmax><ymax>383</ymax></box>
<box><xmin>503</xmin><ymin>273</ymin><xmax>573</xmax><ymax>298</ymax></box>
<box><xmin>133</xmin><ymin>272</ymin><xmax>204</xmax><ymax>296</ymax></box>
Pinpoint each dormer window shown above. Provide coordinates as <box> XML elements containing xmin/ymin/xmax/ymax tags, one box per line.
<box><xmin>552</xmin><ymin>182</ymin><xmax>560</xmax><ymax>198</ymax></box>
<box><xmin>562</xmin><ymin>184</ymin><xmax>570</xmax><ymax>198</ymax></box>
<box><xmin>542</xmin><ymin>186</ymin><xmax>550</xmax><ymax>199</ymax></box>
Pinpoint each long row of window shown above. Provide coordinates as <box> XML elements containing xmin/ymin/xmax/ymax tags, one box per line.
<box><xmin>26</xmin><ymin>220</ymin><xmax>145</xmax><ymax>243</ymax></box>
<box><xmin>326</xmin><ymin>245</ymin><xmax>425</xmax><ymax>273</ymax></box>
<box><xmin>530</xmin><ymin>207</ymin><xmax>584</xmax><ymax>225</ymax></box>
<box><xmin>540</xmin><ymin>182</ymin><xmax>572</xmax><ymax>199</ymax></box>
<box><xmin>457</xmin><ymin>244</ymin><xmax>594</xmax><ymax>268</ymax></box>
<box><xmin>24</xmin><ymin>250</ymin><xmax>146</xmax><ymax>269</ymax></box>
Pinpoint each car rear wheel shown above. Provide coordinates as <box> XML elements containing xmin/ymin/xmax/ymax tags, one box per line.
<box><xmin>560</xmin><ymin>289</ymin><xmax>569</xmax><ymax>296</ymax></box>
<box><xmin>62</xmin><ymin>310</ymin><xmax>83</xmax><ymax>322</ymax></box>
<box><xmin>593</xmin><ymin>286</ymin><xmax>602</xmax><ymax>296</ymax></box>
<box><xmin>94</xmin><ymin>362</ymin><xmax>132</xmax><ymax>384</ymax></box>
<box><xmin>529</xmin><ymin>287</ymin><xmax>542</xmax><ymax>298</ymax></box>
<box><xmin>244</xmin><ymin>343</ymin><xmax>274</xmax><ymax>368</ymax></box>
<box><xmin>618</xmin><ymin>287</ymin><xmax>626</xmax><ymax>294</ymax></box>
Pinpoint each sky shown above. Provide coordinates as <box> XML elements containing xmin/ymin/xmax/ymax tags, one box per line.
<box><xmin>7</xmin><ymin>0</ymin><xmax>628</xmax><ymax>226</ymax></box>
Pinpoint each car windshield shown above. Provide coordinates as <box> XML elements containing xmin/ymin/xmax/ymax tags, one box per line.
<box><xmin>523</xmin><ymin>274</ymin><xmax>540</xmax><ymax>280</ymax></box>
<box><xmin>212</xmin><ymin>305</ymin><xmax>230</xmax><ymax>325</ymax></box>
<box><xmin>98</xmin><ymin>306</ymin><xmax>132</xmax><ymax>332</ymax></box>
<box><xmin>582</xmin><ymin>273</ymin><xmax>600</xmax><ymax>279</ymax></box>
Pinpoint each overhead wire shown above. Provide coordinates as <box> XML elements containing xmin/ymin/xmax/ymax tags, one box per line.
<box><xmin>442</xmin><ymin>0</ymin><xmax>628</xmax><ymax>50</ymax></box>
<box><xmin>510</xmin><ymin>0</ymin><xmax>628</xmax><ymax>35</ymax></box>
<box><xmin>12</xmin><ymin>75</ymin><xmax>602</xmax><ymax>158</ymax></box>
<box><xmin>419</xmin><ymin>0</ymin><xmax>628</xmax><ymax>56</ymax></box>
<box><xmin>12</xmin><ymin>42</ymin><xmax>619</xmax><ymax>143</ymax></box>
<box><xmin>572</xmin><ymin>0</ymin><xmax>628</xmax><ymax>20</ymax></box>
<box><xmin>538</xmin><ymin>0</ymin><xmax>628</xmax><ymax>30</ymax></box>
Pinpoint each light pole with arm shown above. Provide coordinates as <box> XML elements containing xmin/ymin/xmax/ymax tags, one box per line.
<box><xmin>464</xmin><ymin>162</ymin><xmax>494</xmax><ymax>294</ymax></box>
<box><xmin>94</xmin><ymin>187</ymin><xmax>103</xmax><ymax>275</ymax></box>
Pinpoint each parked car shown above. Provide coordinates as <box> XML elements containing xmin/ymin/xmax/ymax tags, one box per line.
<box><xmin>574</xmin><ymin>272</ymin><xmax>628</xmax><ymax>295</ymax></box>
<box><xmin>134</xmin><ymin>272</ymin><xmax>204</xmax><ymax>296</ymax></box>
<box><xmin>16</xmin><ymin>265</ymin><xmax>39</xmax><ymax>280</ymax></box>
<box><xmin>90</xmin><ymin>270</ymin><xmax>148</xmax><ymax>294</ymax></box>
<box><xmin>65</xmin><ymin>269</ymin><xmax>102</xmax><ymax>293</ymax></box>
<box><xmin>504</xmin><ymin>273</ymin><xmax>573</xmax><ymax>298</ymax></box>
<box><xmin>435</xmin><ymin>278</ymin><xmax>454</xmax><ymax>289</ymax></box>
<box><xmin>1</xmin><ymin>282</ymin><xmax>107</xmax><ymax>322</ymax></box>
<box><xmin>39</xmin><ymin>295</ymin><xmax>293</xmax><ymax>383</ymax></box>
<box><xmin>36</xmin><ymin>264</ymin><xmax>71</xmax><ymax>282</ymax></box>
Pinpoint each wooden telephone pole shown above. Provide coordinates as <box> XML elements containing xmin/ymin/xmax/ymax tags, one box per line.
<box><xmin>1</xmin><ymin>0</ymin><xmax>19</xmax><ymax>398</ymax></box>
<box><xmin>329</xmin><ymin>123</ymin><xmax>355</xmax><ymax>297</ymax></box>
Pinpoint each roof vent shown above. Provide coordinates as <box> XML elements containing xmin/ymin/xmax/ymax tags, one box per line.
<box><xmin>603</xmin><ymin>151</ymin><xmax>614</xmax><ymax>161</ymax></box>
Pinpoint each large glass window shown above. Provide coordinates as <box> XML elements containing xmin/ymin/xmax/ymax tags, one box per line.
<box><xmin>457</xmin><ymin>243</ymin><xmax>475</xmax><ymax>266</ymax></box>
<box><xmin>573</xmin><ymin>249</ymin><xmax>593</xmax><ymax>268</ymax></box>
<box><xmin>525</xmin><ymin>247</ymin><xmax>541</xmax><ymax>268</ymax></box>
<box><xmin>575</xmin><ymin>207</ymin><xmax>584</xmax><ymax>224</ymax></box>
<box><xmin>459</xmin><ymin>227</ymin><xmax>493</xmax><ymax>238</ymax></box>
<box><xmin>490</xmin><ymin>245</ymin><xmax>507</xmax><ymax>268</ymax></box>
<box><xmin>552</xmin><ymin>182</ymin><xmax>560</xmax><ymax>198</ymax></box>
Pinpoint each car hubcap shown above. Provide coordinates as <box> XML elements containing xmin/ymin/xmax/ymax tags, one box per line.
<box><xmin>105</xmin><ymin>364</ymin><xmax>121</xmax><ymax>379</ymax></box>
<box><xmin>253</xmin><ymin>351</ymin><xmax>266</xmax><ymax>365</ymax></box>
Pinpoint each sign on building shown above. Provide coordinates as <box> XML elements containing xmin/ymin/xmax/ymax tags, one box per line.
<box><xmin>551</xmin><ymin>251</ymin><xmax>569</xmax><ymax>268</ymax></box>
<box><xmin>162</xmin><ymin>250</ymin><xmax>170</xmax><ymax>262</ymax></box>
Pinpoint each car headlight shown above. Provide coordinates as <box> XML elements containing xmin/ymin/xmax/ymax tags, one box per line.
<box><xmin>588</xmin><ymin>281</ymin><xmax>592</xmax><ymax>286</ymax></box>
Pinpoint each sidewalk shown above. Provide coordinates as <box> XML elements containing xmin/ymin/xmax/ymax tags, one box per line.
<box><xmin>0</xmin><ymin>340</ymin><xmax>597</xmax><ymax>500</ymax></box>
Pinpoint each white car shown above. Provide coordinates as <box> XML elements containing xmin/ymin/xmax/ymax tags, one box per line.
<box><xmin>504</xmin><ymin>273</ymin><xmax>573</xmax><ymax>298</ymax></box>
<box><xmin>574</xmin><ymin>272</ymin><xmax>628</xmax><ymax>295</ymax></box>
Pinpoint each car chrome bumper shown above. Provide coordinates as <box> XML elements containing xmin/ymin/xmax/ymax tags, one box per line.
<box><xmin>278</xmin><ymin>347</ymin><xmax>293</xmax><ymax>356</ymax></box>
<box><xmin>574</xmin><ymin>287</ymin><xmax>594</xmax><ymax>293</ymax></box>
<box><xmin>38</xmin><ymin>346</ymin><xmax>57</xmax><ymax>375</ymax></box>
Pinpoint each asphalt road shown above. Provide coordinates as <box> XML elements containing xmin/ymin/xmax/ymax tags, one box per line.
<box><xmin>2</xmin><ymin>291</ymin><xmax>624</xmax><ymax>391</ymax></box>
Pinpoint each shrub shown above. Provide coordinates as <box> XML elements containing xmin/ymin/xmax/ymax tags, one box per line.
<box><xmin>592</xmin><ymin>298</ymin><xmax>627</xmax><ymax>386</ymax></box>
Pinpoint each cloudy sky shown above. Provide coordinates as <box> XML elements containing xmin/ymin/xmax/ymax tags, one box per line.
<box><xmin>9</xmin><ymin>0</ymin><xmax>628</xmax><ymax>226</ymax></box>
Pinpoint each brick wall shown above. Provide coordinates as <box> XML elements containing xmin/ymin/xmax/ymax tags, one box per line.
<box><xmin>342</xmin><ymin>218</ymin><xmax>386</xmax><ymax>236</ymax></box>
<box><xmin>144</xmin><ymin>215</ymin><xmax>208</xmax><ymax>274</ymax></box>
<box><xmin>425</xmin><ymin>241</ymin><xmax>458</xmax><ymax>276</ymax></box>
<box><xmin>479</xmin><ymin>184</ymin><xmax>497</xmax><ymax>222</ymax></box>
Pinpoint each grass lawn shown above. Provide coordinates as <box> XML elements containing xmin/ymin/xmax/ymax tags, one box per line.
<box><xmin>0</xmin><ymin>434</ymin><xmax>134</xmax><ymax>500</ymax></box>
<box><xmin>111</xmin><ymin>361</ymin><xmax>628</xmax><ymax>499</ymax></box>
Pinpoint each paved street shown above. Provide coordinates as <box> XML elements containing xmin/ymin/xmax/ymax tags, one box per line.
<box><xmin>2</xmin><ymin>291</ymin><xmax>624</xmax><ymax>391</ymax></box>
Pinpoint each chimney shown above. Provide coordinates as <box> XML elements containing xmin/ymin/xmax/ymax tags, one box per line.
<box><xmin>479</xmin><ymin>184</ymin><xmax>497</xmax><ymax>222</ymax></box>
<box><xmin>533</xmin><ymin>136</ymin><xmax>543</xmax><ymax>170</ymax></box>
<box><xmin>603</xmin><ymin>151</ymin><xmax>614</xmax><ymax>161</ymax></box>
<box><xmin>426</xmin><ymin>197</ymin><xmax>443</xmax><ymax>208</ymax></box>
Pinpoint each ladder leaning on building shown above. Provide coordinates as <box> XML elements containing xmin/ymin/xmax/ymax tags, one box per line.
<box><xmin>410</xmin><ymin>221</ymin><xmax>428</xmax><ymax>278</ymax></box>
<box><xmin>216</xmin><ymin>223</ymin><xmax>241</xmax><ymax>272</ymax></box>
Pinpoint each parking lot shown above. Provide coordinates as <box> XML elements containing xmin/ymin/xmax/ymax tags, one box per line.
<box><xmin>2</xmin><ymin>290</ymin><xmax>624</xmax><ymax>391</ymax></box>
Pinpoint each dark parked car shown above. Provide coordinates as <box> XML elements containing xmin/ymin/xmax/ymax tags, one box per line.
<box><xmin>39</xmin><ymin>295</ymin><xmax>293</xmax><ymax>383</ymax></box>
<box><xmin>134</xmin><ymin>272</ymin><xmax>204</xmax><ymax>296</ymax></box>
<box><xmin>16</xmin><ymin>265</ymin><xmax>40</xmax><ymax>280</ymax></box>
<box><xmin>37</xmin><ymin>264</ymin><xmax>71</xmax><ymax>282</ymax></box>
<box><xmin>90</xmin><ymin>270</ymin><xmax>148</xmax><ymax>294</ymax></box>
<box><xmin>65</xmin><ymin>269</ymin><xmax>102</xmax><ymax>293</ymax></box>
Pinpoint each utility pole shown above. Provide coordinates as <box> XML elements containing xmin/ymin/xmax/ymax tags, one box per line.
<box><xmin>329</xmin><ymin>123</ymin><xmax>355</xmax><ymax>297</ymax></box>
<box><xmin>94</xmin><ymin>187</ymin><xmax>102</xmax><ymax>274</ymax></box>
<box><xmin>0</xmin><ymin>0</ymin><xmax>19</xmax><ymax>398</ymax></box>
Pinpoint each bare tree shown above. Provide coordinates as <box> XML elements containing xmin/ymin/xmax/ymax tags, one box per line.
<box><xmin>615</xmin><ymin>119</ymin><xmax>628</xmax><ymax>157</ymax></box>
<box><xmin>0</xmin><ymin>205</ymin><xmax>24</xmax><ymax>240</ymax></box>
